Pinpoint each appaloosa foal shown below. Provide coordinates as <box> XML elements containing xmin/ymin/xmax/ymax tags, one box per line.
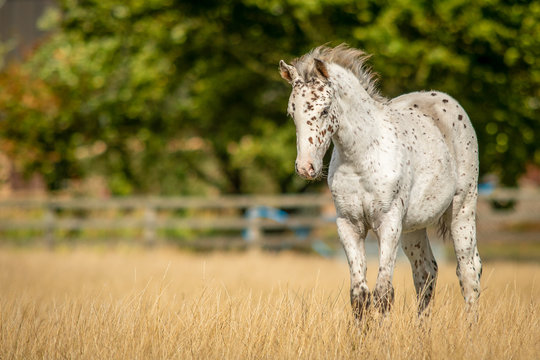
<box><xmin>279</xmin><ymin>45</ymin><xmax>481</xmax><ymax>319</ymax></box>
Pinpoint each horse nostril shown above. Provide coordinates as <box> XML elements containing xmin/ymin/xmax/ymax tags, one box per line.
<box><xmin>295</xmin><ymin>161</ymin><xmax>299</xmax><ymax>173</ymax></box>
<box><xmin>308</xmin><ymin>163</ymin><xmax>315</xmax><ymax>176</ymax></box>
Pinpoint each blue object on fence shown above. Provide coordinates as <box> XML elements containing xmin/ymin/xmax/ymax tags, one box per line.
<box><xmin>245</xmin><ymin>206</ymin><xmax>289</xmax><ymax>223</ymax></box>
<box><xmin>478</xmin><ymin>182</ymin><xmax>495</xmax><ymax>195</ymax></box>
<box><xmin>243</xmin><ymin>206</ymin><xmax>313</xmax><ymax>242</ymax></box>
<box><xmin>243</xmin><ymin>206</ymin><xmax>289</xmax><ymax>242</ymax></box>
<box><xmin>243</xmin><ymin>206</ymin><xmax>334</xmax><ymax>257</ymax></box>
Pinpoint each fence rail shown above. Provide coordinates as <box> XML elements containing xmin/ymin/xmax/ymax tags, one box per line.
<box><xmin>0</xmin><ymin>189</ymin><xmax>538</xmax><ymax>249</ymax></box>
<box><xmin>0</xmin><ymin>194</ymin><xmax>336</xmax><ymax>248</ymax></box>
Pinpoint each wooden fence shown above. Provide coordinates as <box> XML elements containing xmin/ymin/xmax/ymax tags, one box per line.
<box><xmin>0</xmin><ymin>194</ymin><xmax>335</xmax><ymax>249</ymax></box>
<box><xmin>0</xmin><ymin>189</ymin><xmax>538</xmax><ymax>249</ymax></box>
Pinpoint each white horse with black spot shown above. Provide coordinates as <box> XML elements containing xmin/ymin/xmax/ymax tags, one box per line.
<box><xmin>279</xmin><ymin>45</ymin><xmax>481</xmax><ymax>319</ymax></box>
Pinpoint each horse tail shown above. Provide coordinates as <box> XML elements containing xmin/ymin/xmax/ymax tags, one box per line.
<box><xmin>437</xmin><ymin>216</ymin><xmax>450</xmax><ymax>242</ymax></box>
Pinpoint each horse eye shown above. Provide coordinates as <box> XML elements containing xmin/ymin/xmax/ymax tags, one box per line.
<box><xmin>321</xmin><ymin>108</ymin><xmax>329</xmax><ymax>116</ymax></box>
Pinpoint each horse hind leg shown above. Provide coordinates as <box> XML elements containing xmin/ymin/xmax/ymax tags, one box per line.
<box><xmin>401</xmin><ymin>229</ymin><xmax>438</xmax><ymax>314</ymax></box>
<box><xmin>447</xmin><ymin>191</ymin><xmax>482</xmax><ymax>310</ymax></box>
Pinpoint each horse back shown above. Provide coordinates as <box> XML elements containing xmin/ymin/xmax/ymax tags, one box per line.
<box><xmin>388</xmin><ymin>91</ymin><xmax>479</xmax><ymax>186</ymax></box>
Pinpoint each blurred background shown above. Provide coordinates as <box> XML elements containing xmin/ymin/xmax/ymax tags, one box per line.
<box><xmin>0</xmin><ymin>0</ymin><xmax>538</xmax><ymax>261</ymax></box>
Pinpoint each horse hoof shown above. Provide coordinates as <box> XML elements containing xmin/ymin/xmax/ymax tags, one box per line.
<box><xmin>372</xmin><ymin>285</ymin><xmax>394</xmax><ymax>313</ymax></box>
<box><xmin>351</xmin><ymin>285</ymin><xmax>371</xmax><ymax>321</ymax></box>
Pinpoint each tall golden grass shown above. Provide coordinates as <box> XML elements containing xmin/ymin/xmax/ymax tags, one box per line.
<box><xmin>0</xmin><ymin>248</ymin><xmax>538</xmax><ymax>359</ymax></box>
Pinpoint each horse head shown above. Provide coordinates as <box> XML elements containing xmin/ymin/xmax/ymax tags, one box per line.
<box><xmin>279</xmin><ymin>59</ymin><xmax>339</xmax><ymax>180</ymax></box>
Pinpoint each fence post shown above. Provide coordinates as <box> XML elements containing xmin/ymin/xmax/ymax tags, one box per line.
<box><xmin>144</xmin><ymin>204</ymin><xmax>157</xmax><ymax>246</ymax></box>
<box><xmin>246</xmin><ymin>206</ymin><xmax>262</xmax><ymax>249</ymax></box>
<box><xmin>43</xmin><ymin>203</ymin><xmax>55</xmax><ymax>248</ymax></box>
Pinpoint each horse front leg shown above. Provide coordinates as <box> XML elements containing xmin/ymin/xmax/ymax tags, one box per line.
<box><xmin>372</xmin><ymin>209</ymin><xmax>402</xmax><ymax>313</ymax></box>
<box><xmin>336</xmin><ymin>217</ymin><xmax>369</xmax><ymax>321</ymax></box>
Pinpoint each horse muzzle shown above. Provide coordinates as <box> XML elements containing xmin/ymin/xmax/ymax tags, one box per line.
<box><xmin>295</xmin><ymin>160</ymin><xmax>320</xmax><ymax>180</ymax></box>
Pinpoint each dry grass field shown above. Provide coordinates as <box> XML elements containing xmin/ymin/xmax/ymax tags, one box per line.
<box><xmin>0</xmin><ymin>248</ymin><xmax>538</xmax><ymax>359</ymax></box>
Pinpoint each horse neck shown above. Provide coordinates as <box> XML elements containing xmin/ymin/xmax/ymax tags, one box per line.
<box><xmin>331</xmin><ymin>72</ymin><xmax>387</xmax><ymax>164</ymax></box>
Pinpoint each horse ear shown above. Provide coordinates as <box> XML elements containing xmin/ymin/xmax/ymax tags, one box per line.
<box><xmin>279</xmin><ymin>60</ymin><xmax>297</xmax><ymax>84</ymax></box>
<box><xmin>314</xmin><ymin>58</ymin><xmax>330</xmax><ymax>79</ymax></box>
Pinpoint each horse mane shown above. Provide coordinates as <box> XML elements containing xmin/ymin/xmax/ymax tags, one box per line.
<box><xmin>291</xmin><ymin>44</ymin><xmax>386</xmax><ymax>103</ymax></box>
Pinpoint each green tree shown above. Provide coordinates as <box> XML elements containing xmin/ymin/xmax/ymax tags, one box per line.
<box><xmin>349</xmin><ymin>0</ymin><xmax>540</xmax><ymax>185</ymax></box>
<box><xmin>0</xmin><ymin>0</ymin><xmax>538</xmax><ymax>194</ymax></box>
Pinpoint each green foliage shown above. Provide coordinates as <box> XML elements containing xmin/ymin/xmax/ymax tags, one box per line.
<box><xmin>0</xmin><ymin>0</ymin><xmax>538</xmax><ymax>193</ymax></box>
<box><xmin>350</xmin><ymin>0</ymin><xmax>540</xmax><ymax>185</ymax></box>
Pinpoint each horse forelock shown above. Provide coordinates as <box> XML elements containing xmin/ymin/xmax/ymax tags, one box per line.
<box><xmin>291</xmin><ymin>44</ymin><xmax>386</xmax><ymax>103</ymax></box>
